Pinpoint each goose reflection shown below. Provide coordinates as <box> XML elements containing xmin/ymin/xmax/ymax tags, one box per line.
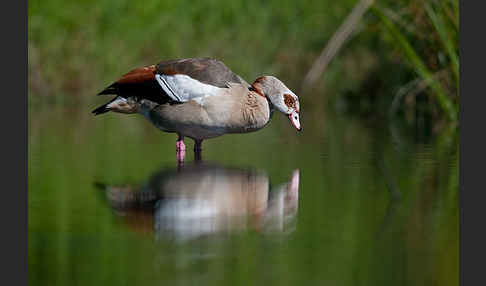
<box><xmin>98</xmin><ymin>162</ymin><xmax>299</xmax><ymax>241</ymax></box>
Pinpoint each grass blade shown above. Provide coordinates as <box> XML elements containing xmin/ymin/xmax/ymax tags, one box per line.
<box><xmin>373</xmin><ymin>5</ymin><xmax>457</xmax><ymax>121</ymax></box>
<box><xmin>425</xmin><ymin>3</ymin><xmax>459</xmax><ymax>87</ymax></box>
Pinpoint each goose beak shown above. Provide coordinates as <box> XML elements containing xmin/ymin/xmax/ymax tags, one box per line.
<box><xmin>288</xmin><ymin>111</ymin><xmax>301</xmax><ymax>131</ymax></box>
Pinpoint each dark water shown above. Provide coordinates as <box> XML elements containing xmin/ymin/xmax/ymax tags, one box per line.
<box><xmin>29</xmin><ymin>104</ymin><xmax>458</xmax><ymax>285</ymax></box>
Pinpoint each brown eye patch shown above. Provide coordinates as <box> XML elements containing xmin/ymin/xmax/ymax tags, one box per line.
<box><xmin>284</xmin><ymin>93</ymin><xmax>296</xmax><ymax>109</ymax></box>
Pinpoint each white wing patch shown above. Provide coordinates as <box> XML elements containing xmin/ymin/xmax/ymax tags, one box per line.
<box><xmin>155</xmin><ymin>74</ymin><xmax>222</xmax><ymax>103</ymax></box>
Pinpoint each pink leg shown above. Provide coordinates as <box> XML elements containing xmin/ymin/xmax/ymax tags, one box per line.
<box><xmin>176</xmin><ymin>135</ymin><xmax>186</xmax><ymax>163</ymax></box>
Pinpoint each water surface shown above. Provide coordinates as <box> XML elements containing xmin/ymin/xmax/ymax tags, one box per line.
<box><xmin>29</xmin><ymin>103</ymin><xmax>458</xmax><ymax>285</ymax></box>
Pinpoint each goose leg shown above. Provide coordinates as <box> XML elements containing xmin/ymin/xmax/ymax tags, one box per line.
<box><xmin>194</xmin><ymin>139</ymin><xmax>203</xmax><ymax>162</ymax></box>
<box><xmin>176</xmin><ymin>135</ymin><xmax>186</xmax><ymax>163</ymax></box>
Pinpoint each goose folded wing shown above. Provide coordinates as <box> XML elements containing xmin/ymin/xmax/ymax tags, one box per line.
<box><xmin>98</xmin><ymin>58</ymin><xmax>249</xmax><ymax>104</ymax></box>
<box><xmin>154</xmin><ymin>58</ymin><xmax>249</xmax><ymax>102</ymax></box>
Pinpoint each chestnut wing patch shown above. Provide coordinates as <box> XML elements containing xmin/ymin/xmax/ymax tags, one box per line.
<box><xmin>98</xmin><ymin>65</ymin><xmax>172</xmax><ymax>105</ymax></box>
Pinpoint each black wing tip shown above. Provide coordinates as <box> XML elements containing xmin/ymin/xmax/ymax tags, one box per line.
<box><xmin>91</xmin><ymin>104</ymin><xmax>110</xmax><ymax>116</ymax></box>
<box><xmin>97</xmin><ymin>84</ymin><xmax>118</xmax><ymax>95</ymax></box>
<box><xmin>97</xmin><ymin>87</ymin><xmax>117</xmax><ymax>95</ymax></box>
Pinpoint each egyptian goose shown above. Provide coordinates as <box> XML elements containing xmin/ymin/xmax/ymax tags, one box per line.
<box><xmin>92</xmin><ymin>58</ymin><xmax>301</xmax><ymax>161</ymax></box>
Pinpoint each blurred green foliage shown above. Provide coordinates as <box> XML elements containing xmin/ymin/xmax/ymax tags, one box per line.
<box><xmin>28</xmin><ymin>0</ymin><xmax>459</xmax><ymax>124</ymax></box>
<box><xmin>373</xmin><ymin>0</ymin><xmax>459</xmax><ymax>121</ymax></box>
<box><xmin>29</xmin><ymin>0</ymin><xmax>354</xmax><ymax>99</ymax></box>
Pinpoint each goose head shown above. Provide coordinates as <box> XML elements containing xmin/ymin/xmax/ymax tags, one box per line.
<box><xmin>251</xmin><ymin>76</ymin><xmax>301</xmax><ymax>131</ymax></box>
